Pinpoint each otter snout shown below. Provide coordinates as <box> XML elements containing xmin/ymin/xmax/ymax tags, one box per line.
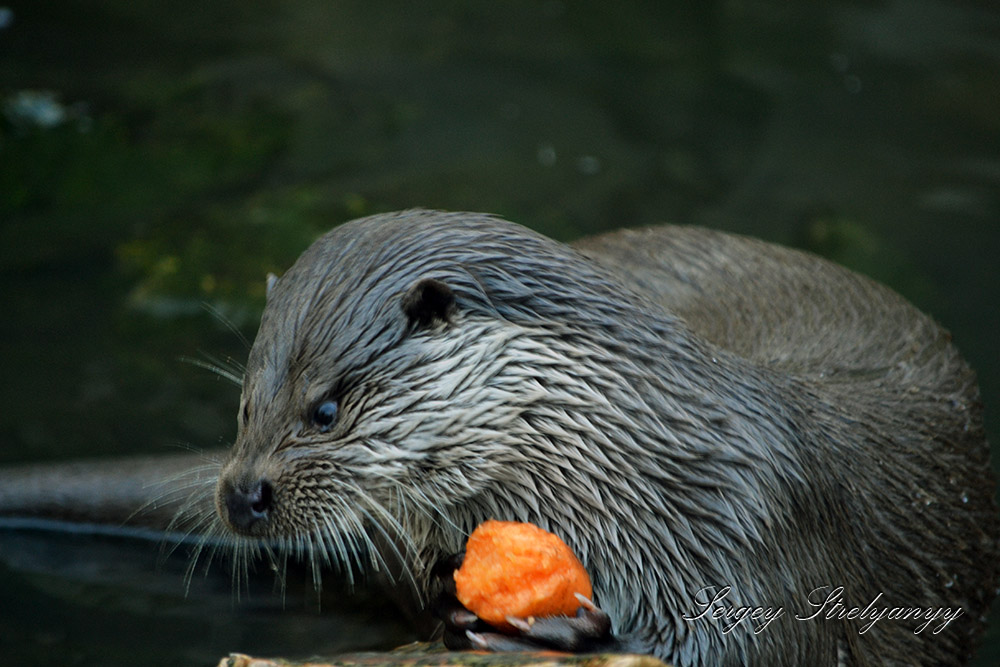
<box><xmin>218</xmin><ymin>476</ymin><xmax>273</xmax><ymax>535</ymax></box>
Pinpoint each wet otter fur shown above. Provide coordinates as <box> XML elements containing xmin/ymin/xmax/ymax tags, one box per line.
<box><xmin>215</xmin><ymin>209</ymin><xmax>998</xmax><ymax>666</ymax></box>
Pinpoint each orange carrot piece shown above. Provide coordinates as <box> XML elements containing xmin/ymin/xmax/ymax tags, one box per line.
<box><xmin>453</xmin><ymin>519</ymin><xmax>593</xmax><ymax>627</ymax></box>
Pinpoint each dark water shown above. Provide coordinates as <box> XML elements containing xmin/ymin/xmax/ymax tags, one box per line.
<box><xmin>1</xmin><ymin>0</ymin><xmax>999</xmax><ymax>664</ymax></box>
<box><xmin>0</xmin><ymin>520</ymin><xmax>413</xmax><ymax>664</ymax></box>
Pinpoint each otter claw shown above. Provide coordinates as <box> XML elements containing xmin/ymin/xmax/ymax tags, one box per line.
<box><xmin>449</xmin><ymin>608</ymin><xmax>481</xmax><ymax>628</ymax></box>
<box><xmin>505</xmin><ymin>615</ymin><xmax>534</xmax><ymax>632</ymax></box>
<box><xmin>464</xmin><ymin>629</ymin><xmax>555</xmax><ymax>652</ymax></box>
<box><xmin>466</xmin><ymin>630</ymin><xmax>490</xmax><ymax>650</ymax></box>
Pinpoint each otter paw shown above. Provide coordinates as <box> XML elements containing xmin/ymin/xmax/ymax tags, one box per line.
<box><xmin>438</xmin><ymin>591</ymin><xmax>616</xmax><ymax>654</ymax></box>
<box><xmin>499</xmin><ymin>594</ymin><xmax>614</xmax><ymax>652</ymax></box>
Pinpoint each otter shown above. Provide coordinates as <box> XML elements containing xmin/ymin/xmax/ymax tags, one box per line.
<box><xmin>213</xmin><ymin>209</ymin><xmax>998</xmax><ymax>666</ymax></box>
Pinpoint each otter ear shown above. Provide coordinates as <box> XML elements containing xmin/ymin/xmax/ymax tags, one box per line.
<box><xmin>402</xmin><ymin>278</ymin><xmax>455</xmax><ymax>328</ymax></box>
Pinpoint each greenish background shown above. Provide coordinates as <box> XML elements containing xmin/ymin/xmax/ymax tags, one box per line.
<box><xmin>1</xmin><ymin>0</ymin><xmax>998</xmax><ymax>664</ymax></box>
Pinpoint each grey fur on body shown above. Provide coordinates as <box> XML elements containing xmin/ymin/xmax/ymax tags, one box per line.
<box><xmin>216</xmin><ymin>209</ymin><xmax>998</xmax><ymax>666</ymax></box>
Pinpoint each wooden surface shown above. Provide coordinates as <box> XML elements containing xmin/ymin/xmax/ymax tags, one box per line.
<box><xmin>217</xmin><ymin>643</ymin><xmax>669</xmax><ymax>667</ymax></box>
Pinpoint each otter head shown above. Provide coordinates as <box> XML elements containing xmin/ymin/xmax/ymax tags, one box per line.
<box><xmin>215</xmin><ymin>210</ymin><xmax>667</xmax><ymax>581</ymax></box>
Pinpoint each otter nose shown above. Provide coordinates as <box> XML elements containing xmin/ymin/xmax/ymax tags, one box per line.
<box><xmin>223</xmin><ymin>478</ymin><xmax>273</xmax><ymax>533</ymax></box>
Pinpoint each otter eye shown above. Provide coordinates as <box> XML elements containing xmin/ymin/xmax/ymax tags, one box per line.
<box><xmin>312</xmin><ymin>400</ymin><xmax>339</xmax><ymax>432</ymax></box>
